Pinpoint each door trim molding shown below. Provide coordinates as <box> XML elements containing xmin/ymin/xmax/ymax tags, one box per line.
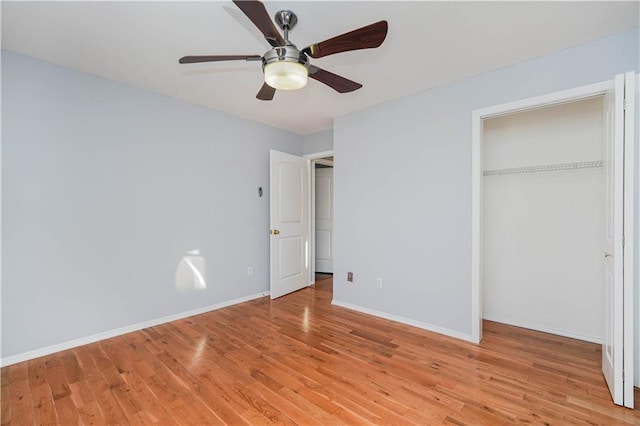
<box><xmin>471</xmin><ymin>79</ymin><xmax>613</xmax><ymax>344</ymax></box>
<box><xmin>622</xmin><ymin>71</ymin><xmax>636</xmax><ymax>403</ymax></box>
<box><xmin>304</xmin><ymin>150</ymin><xmax>334</xmax><ymax>160</ymax></box>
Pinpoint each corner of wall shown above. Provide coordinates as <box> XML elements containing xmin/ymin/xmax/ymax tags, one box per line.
<box><xmin>302</xmin><ymin>129</ymin><xmax>334</xmax><ymax>155</ymax></box>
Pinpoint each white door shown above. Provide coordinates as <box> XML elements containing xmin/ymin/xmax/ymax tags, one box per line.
<box><xmin>270</xmin><ymin>150</ymin><xmax>309</xmax><ymax>299</ymax></box>
<box><xmin>315</xmin><ymin>167</ymin><xmax>333</xmax><ymax>273</ymax></box>
<box><xmin>602</xmin><ymin>74</ymin><xmax>624</xmax><ymax>406</ymax></box>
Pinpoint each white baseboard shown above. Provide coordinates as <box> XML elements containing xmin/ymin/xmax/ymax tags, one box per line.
<box><xmin>482</xmin><ymin>313</ymin><xmax>603</xmax><ymax>344</ymax></box>
<box><xmin>331</xmin><ymin>299</ymin><xmax>474</xmax><ymax>343</ymax></box>
<box><xmin>1</xmin><ymin>291</ymin><xmax>270</xmax><ymax>367</ymax></box>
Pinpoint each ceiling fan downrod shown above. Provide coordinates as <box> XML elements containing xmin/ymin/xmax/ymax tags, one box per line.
<box><xmin>274</xmin><ymin>10</ymin><xmax>297</xmax><ymax>43</ymax></box>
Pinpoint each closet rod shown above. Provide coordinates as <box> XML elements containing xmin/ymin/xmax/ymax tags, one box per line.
<box><xmin>483</xmin><ymin>160</ymin><xmax>603</xmax><ymax>176</ymax></box>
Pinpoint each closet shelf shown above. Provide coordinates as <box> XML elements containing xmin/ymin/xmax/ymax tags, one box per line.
<box><xmin>483</xmin><ymin>160</ymin><xmax>603</xmax><ymax>176</ymax></box>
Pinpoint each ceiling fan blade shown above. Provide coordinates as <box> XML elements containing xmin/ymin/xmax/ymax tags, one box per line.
<box><xmin>256</xmin><ymin>82</ymin><xmax>275</xmax><ymax>101</ymax></box>
<box><xmin>303</xmin><ymin>20</ymin><xmax>388</xmax><ymax>59</ymax></box>
<box><xmin>233</xmin><ymin>0</ymin><xmax>285</xmax><ymax>47</ymax></box>
<box><xmin>308</xmin><ymin>66</ymin><xmax>362</xmax><ymax>93</ymax></box>
<box><xmin>179</xmin><ymin>55</ymin><xmax>261</xmax><ymax>64</ymax></box>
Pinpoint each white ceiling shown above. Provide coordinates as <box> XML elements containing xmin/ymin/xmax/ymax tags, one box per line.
<box><xmin>2</xmin><ymin>1</ymin><xmax>638</xmax><ymax>135</ymax></box>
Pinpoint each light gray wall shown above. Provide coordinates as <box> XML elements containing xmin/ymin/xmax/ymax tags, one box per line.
<box><xmin>333</xmin><ymin>28</ymin><xmax>639</xmax><ymax>342</ymax></box>
<box><xmin>1</xmin><ymin>50</ymin><xmax>302</xmax><ymax>359</ymax></box>
<box><xmin>303</xmin><ymin>129</ymin><xmax>333</xmax><ymax>155</ymax></box>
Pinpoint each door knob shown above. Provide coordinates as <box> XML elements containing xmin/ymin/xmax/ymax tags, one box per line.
<box><xmin>271</xmin><ymin>229</ymin><xmax>280</xmax><ymax>235</ymax></box>
<box><xmin>604</xmin><ymin>252</ymin><xmax>612</xmax><ymax>258</ymax></box>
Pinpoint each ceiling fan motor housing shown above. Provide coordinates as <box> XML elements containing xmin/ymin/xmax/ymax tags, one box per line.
<box><xmin>262</xmin><ymin>46</ymin><xmax>309</xmax><ymax>70</ymax></box>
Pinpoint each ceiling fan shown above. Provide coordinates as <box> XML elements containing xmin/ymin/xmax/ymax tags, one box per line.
<box><xmin>178</xmin><ymin>0</ymin><xmax>388</xmax><ymax>101</ymax></box>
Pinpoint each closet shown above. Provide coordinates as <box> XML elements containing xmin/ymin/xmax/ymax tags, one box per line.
<box><xmin>482</xmin><ymin>96</ymin><xmax>605</xmax><ymax>343</ymax></box>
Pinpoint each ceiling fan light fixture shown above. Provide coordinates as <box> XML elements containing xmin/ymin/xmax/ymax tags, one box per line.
<box><xmin>262</xmin><ymin>45</ymin><xmax>309</xmax><ymax>91</ymax></box>
<box><xmin>264</xmin><ymin>61</ymin><xmax>308</xmax><ymax>90</ymax></box>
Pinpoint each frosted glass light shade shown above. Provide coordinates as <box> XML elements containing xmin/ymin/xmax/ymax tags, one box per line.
<box><xmin>264</xmin><ymin>61</ymin><xmax>308</xmax><ymax>90</ymax></box>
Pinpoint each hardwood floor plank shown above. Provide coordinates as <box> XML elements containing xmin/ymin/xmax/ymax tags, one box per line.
<box><xmin>72</xmin><ymin>345</ymin><xmax>100</xmax><ymax>378</ymax></box>
<box><xmin>8</xmin><ymin>379</ymin><xmax>34</xmax><ymax>425</ymax></box>
<box><xmin>69</xmin><ymin>379</ymin><xmax>97</xmax><ymax>408</ymax></box>
<box><xmin>53</xmin><ymin>394</ymin><xmax>80</xmax><ymax>425</ymax></box>
<box><xmin>102</xmin><ymin>368</ymin><xmax>143</xmax><ymax>420</ymax></box>
<box><xmin>1</xmin><ymin>380</ymin><xmax>11</xmax><ymax>426</ymax></box>
<box><xmin>87</xmin><ymin>344</ymin><xmax>115</xmax><ymax>373</ymax></box>
<box><xmin>196</xmin><ymin>371</ymin><xmax>259</xmax><ymax>425</ymax></box>
<box><xmin>60</xmin><ymin>351</ymin><xmax>84</xmax><ymax>386</ymax></box>
<box><xmin>227</xmin><ymin>356</ymin><xmax>342</xmax><ymax>423</ymax></box>
<box><xmin>6</xmin><ymin>364</ymin><xmax>28</xmax><ymax>385</ymax></box>
<box><xmin>1</xmin><ymin>366</ymin><xmax>9</xmax><ymax>388</ymax></box>
<box><xmin>27</xmin><ymin>359</ymin><xmax>47</xmax><ymax>390</ymax></box>
<box><xmin>119</xmin><ymin>369</ymin><xmax>179</xmax><ymax>425</ymax></box>
<box><xmin>2</xmin><ymin>278</ymin><xmax>639</xmax><ymax>425</ymax></box>
<box><xmin>275</xmin><ymin>387</ymin><xmax>334</xmax><ymax>425</ymax></box>
<box><xmin>30</xmin><ymin>382</ymin><xmax>57</xmax><ymax>425</ymax></box>
<box><xmin>232</xmin><ymin>383</ymin><xmax>298</xmax><ymax>425</ymax></box>
<box><xmin>85</xmin><ymin>373</ymin><xmax>130</xmax><ymax>424</ymax></box>
<box><xmin>76</xmin><ymin>400</ymin><xmax>105</xmax><ymax>425</ymax></box>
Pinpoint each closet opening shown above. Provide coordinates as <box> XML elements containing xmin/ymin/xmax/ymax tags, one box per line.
<box><xmin>481</xmin><ymin>96</ymin><xmax>605</xmax><ymax>343</ymax></box>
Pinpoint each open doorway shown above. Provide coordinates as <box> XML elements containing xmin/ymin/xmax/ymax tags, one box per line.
<box><xmin>304</xmin><ymin>150</ymin><xmax>334</xmax><ymax>295</ymax></box>
<box><xmin>314</xmin><ymin>156</ymin><xmax>333</xmax><ymax>276</ymax></box>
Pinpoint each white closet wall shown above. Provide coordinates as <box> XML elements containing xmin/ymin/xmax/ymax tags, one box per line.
<box><xmin>483</xmin><ymin>97</ymin><xmax>605</xmax><ymax>343</ymax></box>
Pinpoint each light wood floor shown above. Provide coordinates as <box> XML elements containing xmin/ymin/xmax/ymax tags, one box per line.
<box><xmin>2</xmin><ymin>278</ymin><xmax>639</xmax><ymax>425</ymax></box>
<box><xmin>314</xmin><ymin>273</ymin><xmax>333</xmax><ymax>282</ymax></box>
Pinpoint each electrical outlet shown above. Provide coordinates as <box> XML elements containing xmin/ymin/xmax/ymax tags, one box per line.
<box><xmin>376</xmin><ymin>278</ymin><xmax>383</xmax><ymax>288</ymax></box>
<box><xmin>347</xmin><ymin>272</ymin><xmax>353</xmax><ymax>282</ymax></box>
<box><xmin>247</xmin><ymin>266</ymin><xmax>253</xmax><ymax>276</ymax></box>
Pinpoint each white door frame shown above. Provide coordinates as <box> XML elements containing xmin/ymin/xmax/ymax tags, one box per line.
<box><xmin>622</xmin><ymin>73</ymin><xmax>636</xmax><ymax>401</ymax></box>
<box><xmin>472</xmin><ymin>79</ymin><xmax>612</xmax><ymax>342</ymax></box>
<box><xmin>471</xmin><ymin>76</ymin><xmax>636</xmax><ymax>407</ymax></box>
<box><xmin>304</xmin><ymin>149</ymin><xmax>334</xmax><ymax>285</ymax></box>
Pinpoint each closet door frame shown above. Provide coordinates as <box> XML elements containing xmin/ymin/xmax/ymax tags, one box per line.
<box><xmin>471</xmin><ymin>74</ymin><xmax>636</xmax><ymax>407</ymax></box>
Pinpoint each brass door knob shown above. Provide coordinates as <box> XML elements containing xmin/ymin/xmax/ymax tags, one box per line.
<box><xmin>271</xmin><ymin>229</ymin><xmax>280</xmax><ymax>235</ymax></box>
